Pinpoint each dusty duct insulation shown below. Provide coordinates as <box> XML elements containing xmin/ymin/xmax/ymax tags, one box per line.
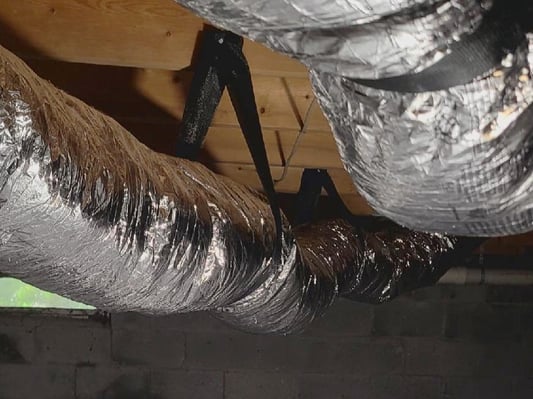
<box><xmin>177</xmin><ymin>0</ymin><xmax>533</xmax><ymax>236</ymax></box>
<box><xmin>0</xmin><ymin>46</ymin><xmax>478</xmax><ymax>333</ymax></box>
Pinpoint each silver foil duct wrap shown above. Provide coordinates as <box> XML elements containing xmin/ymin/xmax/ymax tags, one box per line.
<box><xmin>180</xmin><ymin>0</ymin><xmax>487</xmax><ymax>79</ymax></box>
<box><xmin>0</xmin><ymin>46</ymin><xmax>461</xmax><ymax>333</ymax></box>
<box><xmin>176</xmin><ymin>0</ymin><xmax>533</xmax><ymax>236</ymax></box>
<box><xmin>312</xmin><ymin>36</ymin><xmax>533</xmax><ymax>236</ymax></box>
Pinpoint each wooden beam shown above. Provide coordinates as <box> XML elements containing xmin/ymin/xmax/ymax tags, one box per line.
<box><xmin>212</xmin><ymin>164</ymin><xmax>357</xmax><ymax>194</ymax></box>
<box><xmin>202</xmin><ymin>126</ymin><xmax>343</xmax><ymax>169</ymax></box>
<box><xmin>24</xmin><ymin>59</ymin><xmax>329</xmax><ymax>131</ymax></box>
<box><xmin>0</xmin><ymin>0</ymin><xmax>306</xmax><ymax>76</ymax></box>
<box><xmin>211</xmin><ymin>163</ymin><xmax>374</xmax><ymax>215</ymax></box>
<box><xmin>482</xmin><ymin>233</ymin><xmax>533</xmax><ymax>255</ymax></box>
<box><xmin>23</xmin><ymin>59</ymin><xmax>339</xmax><ymax>166</ymax></box>
<box><xmin>134</xmin><ymin>70</ymin><xmax>331</xmax><ymax>131</ymax></box>
<box><xmin>116</xmin><ymin>121</ymin><xmax>373</xmax><ymax>214</ymax></box>
<box><xmin>14</xmin><ymin>58</ymin><xmax>372</xmax><ymax>213</ymax></box>
<box><xmin>119</xmin><ymin>121</ymin><xmax>343</xmax><ymax>169</ymax></box>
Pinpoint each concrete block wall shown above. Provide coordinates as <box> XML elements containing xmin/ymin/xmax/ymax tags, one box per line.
<box><xmin>1</xmin><ymin>285</ymin><xmax>533</xmax><ymax>399</ymax></box>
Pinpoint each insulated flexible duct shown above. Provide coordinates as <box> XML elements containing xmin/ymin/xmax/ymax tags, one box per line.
<box><xmin>0</xmin><ymin>45</ymin><xmax>468</xmax><ymax>333</ymax></box>
<box><xmin>177</xmin><ymin>0</ymin><xmax>533</xmax><ymax>236</ymax></box>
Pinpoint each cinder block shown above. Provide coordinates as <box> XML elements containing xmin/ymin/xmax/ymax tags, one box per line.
<box><xmin>295</xmin><ymin>375</ymin><xmax>440</xmax><ymax>399</ymax></box>
<box><xmin>75</xmin><ymin>365</ymin><xmax>150</xmax><ymax>399</ymax></box>
<box><xmin>0</xmin><ymin>312</ymin><xmax>29</xmax><ymax>329</ymax></box>
<box><xmin>444</xmin><ymin>303</ymin><xmax>520</xmax><ymax>341</ymax></box>
<box><xmin>403</xmin><ymin>376</ymin><xmax>444</xmax><ymax>399</ymax></box>
<box><xmin>304</xmin><ymin>299</ymin><xmax>374</xmax><ymax>337</ymax></box>
<box><xmin>34</xmin><ymin>325</ymin><xmax>111</xmax><ymax>365</ymax></box>
<box><xmin>404</xmin><ymin>338</ymin><xmax>532</xmax><ymax>377</ymax></box>
<box><xmin>224</xmin><ymin>371</ymin><xmax>298</xmax><ymax>399</ymax></box>
<box><xmin>151</xmin><ymin>370</ymin><xmax>223</xmax><ymax>399</ymax></box>
<box><xmin>443</xmin><ymin>377</ymin><xmax>514</xmax><ymax>399</ymax></box>
<box><xmin>486</xmin><ymin>286</ymin><xmax>533</xmax><ymax>304</ymax></box>
<box><xmin>111</xmin><ymin>312</ymin><xmax>234</xmax><ymax>334</ymax></box>
<box><xmin>0</xmin><ymin>310</ymin><xmax>109</xmax><ymax>330</ymax></box>
<box><xmin>295</xmin><ymin>374</ymin><xmax>371</xmax><ymax>399</ymax></box>
<box><xmin>0</xmin><ymin>364</ymin><xmax>75</xmax><ymax>399</ymax></box>
<box><xmin>111</xmin><ymin>328</ymin><xmax>185</xmax><ymax>368</ymax></box>
<box><xmin>516</xmin><ymin>306</ymin><xmax>533</xmax><ymax>340</ymax></box>
<box><xmin>373</xmin><ymin>299</ymin><xmax>445</xmax><ymax>337</ymax></box>
<box><xmin>226</xmin><ymin>373</ymin><xmax>436</xmax><ymax>399</ymax></box>
<box><xmin>185</xmin><ymin>333</ymin><xmax>403</xmax><ymax>375</ymax></box>
<box><xmin>411</xmin><ymin>285</ymin><xmax>487</xmax><ymax>303</ymax></box>
<box><xmin>443</xmin><ymin>286</ymin><xmax>488</xmax><ymax>303</ymax></box>
<box><xmin>0</xmin><ymin>327</ymin><xmax>34</xmax><ymax>363</ymax></box>
<box><xmin>513</xmin><ymin>378</ymin><xmax>533</xmax><ymax>398</ymax></box>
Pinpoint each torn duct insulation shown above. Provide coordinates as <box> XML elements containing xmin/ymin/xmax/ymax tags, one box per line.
<box><xmin>0</xmin><ymin>46</ymin><xmax>468</xmax><ymax>333</ymax></box>
<box><xmin>178</xmin><ymin>0</ymin><xmax>533</xmax><ymax>236</ymax></box>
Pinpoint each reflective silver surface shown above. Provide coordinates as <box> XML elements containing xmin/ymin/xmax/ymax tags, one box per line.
<box><xmin>0</xmin><ymin>85</ymin><xmax>309</xmax><ymax>333</ymax></box>
<box><xmin>180</xmin><ymin>0</ymin><xmax>486</xmax><ymax>78</ymax></box>
<box><xmin>313</xmin><ymin>34</ymin><xmax>533</xmax><ymax>235</ymax></box>
<box><xmin>176</xmin><ymin>0</ymin><xmax>533</xmax><ymax>236</ymax></box>
<box><xmin>0</xmin><ymin>46</ymin><xmax>458</xmax><ymax>333</ymax></box>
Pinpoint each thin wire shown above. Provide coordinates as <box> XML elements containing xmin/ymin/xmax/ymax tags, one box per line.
<box><xmin>275</xmin><ymin>97</ymin><xmax>317</xmax><ymax>184</ymax></box>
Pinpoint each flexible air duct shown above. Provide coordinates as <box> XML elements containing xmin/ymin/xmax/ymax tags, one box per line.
<box><xmin>177</xmin><ymin>0</ymin><xmax>533</xmax><ymax>236</ymax></box>
<box><xmin>0</xmin><ymin>45</ymin><xmax>471</xmax><ymax>333</ymax></box>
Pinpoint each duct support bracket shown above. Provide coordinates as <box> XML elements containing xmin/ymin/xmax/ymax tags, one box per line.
<box><xmin>175</xmin><ymin>28</ymin><xmax>283</xmax><ymax>262</ymax></box>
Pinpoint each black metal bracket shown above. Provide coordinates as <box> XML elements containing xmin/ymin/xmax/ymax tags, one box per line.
<box><xmin>294</xmin><ymin>169</ymin><xmax>395</xmax><ymax>231</ymax></box>
<box><xmin>294</xmin><ymin>169</ymin><xmax>364</xmax><ymax>225</ymax></box>
<box><xmin>176</xmin><ymin>28</ymin><xmax>283</xmax><ymax>260</ymax></box>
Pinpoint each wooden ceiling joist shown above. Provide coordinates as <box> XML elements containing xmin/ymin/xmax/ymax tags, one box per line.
<box><xmin>3</xmin><ymin>0</ymin><xmax>533</xmax><ymax>254</ymax></box>
<box><xmin>0</xmin><ymin>0</ymin><xmax>373</xmax><ymax>214</ymax></box>
<box><xmin>0</xmin><ymin>0</ymin><xmax>306</xmax><ymax>76</ymax></box>
<box><xmin>23</xmin><ymin>59</ymin><xmax>338</xmax><ymax>168</ymax></box>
